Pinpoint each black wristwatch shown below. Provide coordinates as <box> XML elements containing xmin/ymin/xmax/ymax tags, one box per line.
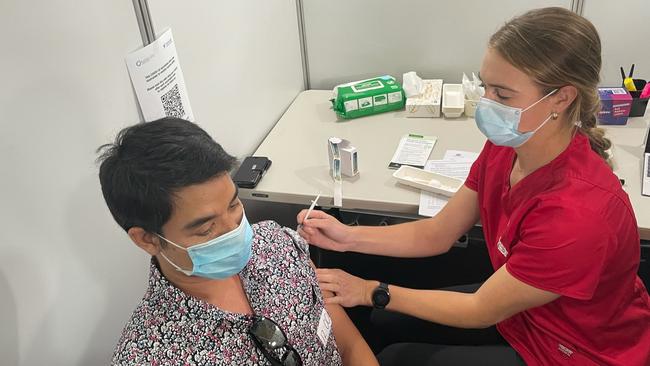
<box><xmin>371</xmin><ymin>282</ymin><xmax>390</xmax><ymax>309</ymax></box>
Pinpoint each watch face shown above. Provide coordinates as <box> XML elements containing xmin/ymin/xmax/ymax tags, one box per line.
<box><xmin>373</xmin><ymin>290</ymin><xmax>389</xmax><ymax>307</ymax></box>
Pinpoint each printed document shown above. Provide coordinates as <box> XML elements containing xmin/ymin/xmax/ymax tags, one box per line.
<box><xmin>126</xmin><ymin>28</ymin><xmax>194</xmax><ymax>122</ymax></box>
<box><xmin>418</xmin><ymin>150</ymin><xmax>478</xmax><ymax>217</ymax></box>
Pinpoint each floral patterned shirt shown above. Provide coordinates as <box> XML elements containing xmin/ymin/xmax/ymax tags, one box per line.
<box><xmin>111</xmin><ymin>221</ymin><xmax>342</xmax><ymax>366</ymax></box>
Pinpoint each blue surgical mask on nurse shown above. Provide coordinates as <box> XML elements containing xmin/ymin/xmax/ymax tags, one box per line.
<box><xmin>475</xmin><ymin>89</ymin><xmax>558</xmax><ymax>147</ymax></box>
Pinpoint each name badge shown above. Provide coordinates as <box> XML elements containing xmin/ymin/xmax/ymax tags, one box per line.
<box><xmin>317</xmin><ymin>308</ymin><xmax>332</xmax><ymax>346</ymax></box>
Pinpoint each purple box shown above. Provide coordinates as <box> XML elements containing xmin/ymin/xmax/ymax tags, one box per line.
<box><xmin>598</xmin><ymin>87</ymin><xmax>632</xmax><ymax>125</ymax></box>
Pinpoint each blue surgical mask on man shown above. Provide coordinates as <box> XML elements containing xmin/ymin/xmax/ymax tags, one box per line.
<box><xmin>475</xmin><ymin>89</ymin><xmax>558</xmax><ymax>147</ymax></box>
<box><xmin>157</xmin><ymin>213</ymin><xmax>254</xmax><ymax>279</ymax></box>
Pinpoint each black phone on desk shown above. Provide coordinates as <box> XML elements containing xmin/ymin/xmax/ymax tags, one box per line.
<box><xmin>233</xmin><ymin>156</ymin><xmax>272</xmax><ymax>188</ymax></box>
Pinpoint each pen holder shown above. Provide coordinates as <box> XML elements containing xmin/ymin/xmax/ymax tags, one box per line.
<box><xmin>629</xmin><ymin>90</ymin><xmax>649</xmax><ymax>117</ymax></box>
<box><xmin>620</xmin><ymin>79</ymin><xmax>648</xmax><ymax>117</ymax></box>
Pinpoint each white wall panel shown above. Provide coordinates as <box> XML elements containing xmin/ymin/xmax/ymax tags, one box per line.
<box><xmin>583</xmin><ymin>0</ymin><xmax>650</xmax><ymax>87</ymax></box>
<box><xmin>148</xmin><ymin>0</ymin><xmax>305</xmax><ymax>158</ymax></box>
<box><xmin>303</xmin><ymin>0</ymin><xmax>571</xmax><ymax>89</ymax></box>
<box><xmin>0</xmin><ymin>1</ymin><xmax>148</xmax><ymax>365</ymax></box>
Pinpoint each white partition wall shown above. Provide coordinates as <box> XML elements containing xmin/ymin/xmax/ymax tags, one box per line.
<box><xmin>147</xmin><ymin>0</ymin><xmax>305</xmax><ymax>158</ymax></box>
<box><xmin>302</xmin><ymin>0</ymin><xmax>571</xmax><ymax>89</ymax></box>
<box><xmin>0</xmin><ymin>2</ymin><xmax>148</xmax><ymax>365</ymax></box>
<box><xmin>583</xmin><ymin>0</ymin><xmax>650</xmax><ymax>87</ymax></box>
<box><xmin>0</xmin><ymin>1</ymin><xmax>303</xmax><ymax>365</ymax></box>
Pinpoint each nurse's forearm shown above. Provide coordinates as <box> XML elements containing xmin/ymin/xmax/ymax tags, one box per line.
<box><xmin>348</xmin><ymin>218</ymin><xmax>455</xmax><ymax>257</ymax></box>
<box><xmin>362</xmin><ymin>281</ymin><xmax>496</xmax><ymax>329</ymax></box>
<box><xmin>345</xmin><ymin>186</ymin><xmax>480</xmax><ymax>258</ymax></box>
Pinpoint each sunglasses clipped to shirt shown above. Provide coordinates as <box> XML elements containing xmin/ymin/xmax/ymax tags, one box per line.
<box><xmin>249</xmin><ymin>316</ymin><xmax>303</xmax><ymax>366</ymax></box>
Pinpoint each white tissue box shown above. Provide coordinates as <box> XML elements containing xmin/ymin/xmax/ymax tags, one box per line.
<box><xmin>405</xmin><ymin>79</ymin><xmax>443</xmax><ymax>118</ymax></box>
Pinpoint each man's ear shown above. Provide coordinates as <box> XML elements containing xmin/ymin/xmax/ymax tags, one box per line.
<box><xmin>552</xmin><ymin>85</ymin><xmax>578</xmax><ymax>114</ymax></box>
<box><xmin>128</xmin><ymin>227</ymin><xmax>162</xmax><ymax>256</ymax></box>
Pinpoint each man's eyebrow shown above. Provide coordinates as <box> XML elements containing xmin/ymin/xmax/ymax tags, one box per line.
<box><xmin>477</xmin><ymin>72</ymin><xmax>518</xmax><ymax>93</ymax></box>
<box><xmin>182</xmin><ymin>186</ymin><xmax>239</xmax><ymax>232</ymax></box>
<box><xmin>183</xmin><ymin>214</ymin><xmax>217</xmax><ymax>231</ymax></box>
<box><xmin>231</xmin><ymin>185</ymin><xmax>239</xmax><ymax>204</ymax></box>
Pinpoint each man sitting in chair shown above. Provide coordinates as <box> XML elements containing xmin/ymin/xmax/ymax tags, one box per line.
<box><xmin>98</xmin><ymin>117</ymin><xmax>377</xmax><ymax>366</ymax></box>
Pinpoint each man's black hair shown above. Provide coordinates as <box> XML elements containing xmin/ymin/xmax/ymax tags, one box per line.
<box><xmin>97</xmin><ymin>117</ymin><xmax>237</xmax><ymax>234</ymax></box>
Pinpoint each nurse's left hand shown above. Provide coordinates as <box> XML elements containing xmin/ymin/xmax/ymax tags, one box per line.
<box><xmin>316</xmin><ymin>268</ymin><xmax>376</xmax><ymax>308</ymax></box>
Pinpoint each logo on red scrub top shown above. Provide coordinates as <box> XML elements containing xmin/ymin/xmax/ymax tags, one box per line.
<box><xmin>558</xmin><ymin>344</ymin><xmax>574</xmax><ymax>358</ymax></box>
<box><xmin>497</xmin><ymin>239</ymin><xmax>508</xmax><ymax>257</ymax></box>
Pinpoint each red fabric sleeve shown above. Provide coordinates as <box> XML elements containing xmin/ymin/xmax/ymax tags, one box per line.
<box><xmin>464</xmin><ymin>141</ymin><xmax>491</xmax><ymax>192</ymax></box>
<box><xmin>506</xmin><ymin>202</ymin><xmax>610</xmax><ymax>300</ymax></box>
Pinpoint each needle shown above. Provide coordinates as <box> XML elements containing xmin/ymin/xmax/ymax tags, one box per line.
<box><xmin>304</xmin><ymin>193</ymin><xmax>321</xmax><ymax>221</ymax></box>
<box><xmin>299</xmin><ymin>193</ymin><xmax>321</xmax><ymax>228</ymax></box>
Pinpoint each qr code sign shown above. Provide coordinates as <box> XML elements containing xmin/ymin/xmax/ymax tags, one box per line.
<box><xmin>161</xmin><ymin>84</ymin><xmax>185</xmax><ymax>118</ymax></box>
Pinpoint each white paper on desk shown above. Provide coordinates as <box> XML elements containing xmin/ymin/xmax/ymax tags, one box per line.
<box><xmin>418</xmin><ymin>152</ymin><xmax>478</xmax><ymax>217</ymax></box>
<box><xmin>443</xmin><ymin>150</ymin><xmax>479</xmax><ymax>163</ymax></box>
<box><xmin>389</xmin><ymin>134</ymin><xmax>437</xmax><ymax>169</ymax></box>
<box><xmin>125</xmin><ymin>28</ymin><xmax>194</xmax><ymax>122</ymax></box>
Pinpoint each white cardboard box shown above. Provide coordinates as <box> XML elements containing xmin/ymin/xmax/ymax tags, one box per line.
<box><xmin>405</xmin><ymin>79</ymin><xmax>443</xmax><ymax>118</ymax></box>
<box><xmin>442</xmin><ymin>83</ymin><xmax>465</xmax><ymax>118</ymax></box>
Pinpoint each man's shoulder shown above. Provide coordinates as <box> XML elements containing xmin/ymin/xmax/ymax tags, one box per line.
<box><xmin>251</xmin><ymin>220</ymin><xmax>283</xmax><ymax>237</ymax></box>
<box><xmin>251</xmin><ymin>220</ymin><xmax>310</xmax><ymax>256</ymax></box>
<box><xmin>110</xmin><ymin>303</ymin><xmax>155</xmax><ymax>365</ymax></box>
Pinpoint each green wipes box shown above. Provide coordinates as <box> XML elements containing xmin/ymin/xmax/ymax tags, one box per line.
<box><xmin>331</xmin><ymin>75</ymin><xmax>405</xmax><ymax>119</ymax></box>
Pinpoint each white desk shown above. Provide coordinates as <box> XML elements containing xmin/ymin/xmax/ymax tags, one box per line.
<box><xmin>241</xmin><ymin>90</ymin><xmax>650</xmax><ymax>240</ymax></box>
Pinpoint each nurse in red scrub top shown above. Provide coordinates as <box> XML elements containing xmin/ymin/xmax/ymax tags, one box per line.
<box><xmin>297</xmin><ymin>7</ymin><xmax>650</xmax><ymax>366</ymax></box>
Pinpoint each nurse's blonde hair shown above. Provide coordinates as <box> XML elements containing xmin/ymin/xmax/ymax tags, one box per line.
<box><xmin>489</xmin><ymin>7</ymin><xmax>611</xmax><ymax>166</ymax></box>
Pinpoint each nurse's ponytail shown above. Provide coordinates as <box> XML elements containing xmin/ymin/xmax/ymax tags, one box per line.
<box><xmin>577</xmin><ymin>88</ymin><xmax>611</xmax><ymax>163</ymax></box>
<box><xmin>489</xmin><ymin>7</ymin><xmax>612</xmax><ymax>168</ymax></box>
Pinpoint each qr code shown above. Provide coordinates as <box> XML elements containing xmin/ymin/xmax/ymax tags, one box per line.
<box><xmin>161</xmin><ymin>84</ymin><xmax>185</xmax><ymax>118</ymax></box>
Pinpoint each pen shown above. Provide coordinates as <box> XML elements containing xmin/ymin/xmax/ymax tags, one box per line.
<box><xmin>624</xmin><ymin>64</ymin><xmax>638</xmax><ymax>92</ymax></box>
<box><xmin>640</xmin><ymin>83</ymin><xmax>650</xmax><ymax>99</ymax></box>
<box><xmin>624</xmin><ymin>78</ymin><xmax>637</xmax><ymax>92</ymax></box>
